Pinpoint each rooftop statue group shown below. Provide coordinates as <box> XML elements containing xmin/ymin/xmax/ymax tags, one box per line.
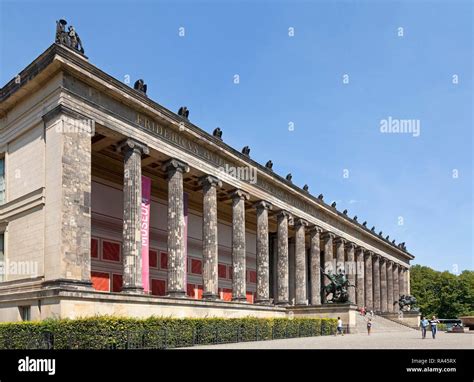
<box><xmin>55</xmin><ymin>19</ymin><xmax>84</xmax><ymax>54</ymax></box>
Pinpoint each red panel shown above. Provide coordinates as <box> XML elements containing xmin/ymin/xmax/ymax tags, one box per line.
<box><xmin>149</xmin><ymin>250</ymin><xmax>158</xmax><ymax>268</ymax></box>
<box><xmin>191</xmin><ymin>259</ymin><xmax>202</xmax><ymax>274</ymax></box>
<box><xmin>249</xmin><ymin>270</ymin><xmax>257</xmax><ymax>283</ymax></box>
<box><xmin>246</xmin><ymin>291</ymin><xmax>254</xmax><ymax>304</ymax></box>
<box><xmin>218</xmin><ymin>264</ymin><xmax>226</xmax><ymax>278</ymax></box>
<box><xmin>151</xmin><ymin>279</ymin><xmax>166</xmax><ymax>296</ymax></box>
<box><xmin>102</xmin><ymin>241</ymin><xmax>120</xmax><ymax>262</ymax></box>
<box><xmin>112</xmin><ymin>274</ymin><xmax>122</xmax><ymax>292</ymax></box>
<box><xmin>187</xmin><ymin>283</ymin><xmax>195</xmax><ymax>298</ymax></box>
<box><xmin>91</xmin><ymin>271</ymin><xmax>110</xmax><ymax>291</ymax></box>
<box><xmin>160</xmin><ymin>252</ymin><xmax>168</xmax><ymax>269</ymax></box>
<box><xmin>223</xmin><ymin>288</ymin><xmax>232</xmax><ymax>301</ymax></box>
<box><xmin>229</xmin><ymin>266</ymin><xmax>233</xmax><ymax>280</ymax></box>
<box><xmin>91</xmin><ymin>238</ymin><xmax>99</xmax><ymax>259</ymax></box>
<box><xmin>197</xmin><ymin>285</ymin><xmax>203</xmax><ymax>299</ymax></box>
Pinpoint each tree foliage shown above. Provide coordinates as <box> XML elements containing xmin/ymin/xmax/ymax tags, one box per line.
<box><xmin>410</xmin><ymin>265</ymin><xmax>474</xmax><ymax>318</ymax></box>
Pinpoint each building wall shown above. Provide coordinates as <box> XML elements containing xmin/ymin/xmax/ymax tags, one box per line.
<box><xmin>6</xmin><ymin>123</ymin><xmax>44</xmax><ymax>201</ymax></box>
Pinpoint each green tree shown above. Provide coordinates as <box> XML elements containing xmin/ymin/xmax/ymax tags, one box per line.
<box><xmin>410</xmin><ymin>265</ymin><xmax>474</xmax><ymax>318</ymax></box>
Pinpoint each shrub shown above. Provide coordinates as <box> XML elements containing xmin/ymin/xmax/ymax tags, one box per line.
<box><xmin>0</xmin><ymin>316</ymin><xmax>337</xmax><ymax>349</ymax></box>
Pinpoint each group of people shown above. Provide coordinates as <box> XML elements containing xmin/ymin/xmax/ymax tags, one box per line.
<box><xmin>336</xmin><ymin>312</ymin><xmax>441</xmax><ymax>339</ymax></box>
<box><xmin>359</xmin><ymin>307</ymin><xmax>374</xmax><ymax>317</ymax></box>
<box><xmin>420</xmin><ymin>316</ymin><xmax>440</xmax><ymax>339</ymax></box>
<box><xmin>336</xmin><ymin>315</ymin><xmax>373</xmax><ymax>336</ymax></box>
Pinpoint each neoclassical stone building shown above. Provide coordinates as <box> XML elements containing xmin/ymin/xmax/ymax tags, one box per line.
<box><xmin>0</xmin><ymin>33</ymin><xmax>413</xmax><ymax>324</ymax></box>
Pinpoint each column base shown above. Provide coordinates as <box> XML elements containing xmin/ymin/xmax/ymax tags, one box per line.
<box><xmin>255</xmin><ymin>298</ymin><xmax>271</xmax><ymax>305</ymax></box>
<box><xmin>232</xmin><ymin>296</ymin><xmax>248</xmax><ymax>302</ymax></box>
<box><xmin>202</xmin><ymin>292</ymin><xmax>220</xmax><ymax>300</ymax></box>
<box><xmin>296</xmin><ymin>302</ymin><xmax>309</xmax><ymax>307</ymax></box>
<box><xmin>121</xmin><ymin>286</ymin><xmax>144</xmax><ymax>294</ymax></box>
<box><xmin>276</xmin><ymin>300</ymin><xmax>289</xmax><ymax>306</ymax></box>
<box><xmin>167</xmin><ymin>290</ymin><xmax>186</xmax><ymax>298</ymax></box>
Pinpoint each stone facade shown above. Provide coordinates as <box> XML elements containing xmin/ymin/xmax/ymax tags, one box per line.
<box><xmin>0</xmin><ymin>43</ymin><xmax>414</xmax><ymax>322</ymax></box>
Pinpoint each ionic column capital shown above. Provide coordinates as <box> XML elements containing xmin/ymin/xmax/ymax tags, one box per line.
<box><xmin>372</xmin><ymin>253</ymin><xmax>381</xmax><ymax>261</ymax></box>
<box><xmin>117</xmin><ymin>138</ymin><xmax>149</xmax><ymax>156</ymax></box>
<box><xmin>199</xmin><ymin>175</ymin><xmax>222</xmax><ymax>189</ymax></box>
<box><xmin>308</xmin><ymin>225</ymin><xmax>324</xmax><ymax>235</ymax></box>
<box><xmin>162</xmin><ymin>158</ymin><xmax>190</xmax><ymax>175</ymax></box>
<box><xmin>276</xmin><ymin>210</ymin><xmax>292</xmax><ymax>220</ymax></box>
<box><xmin>320</xmin><ymin>231</ymin><xmax>335</xmax><ymax>242</ymax></box>
<box><xmin>230</xmin><ymin>189</ymin><xmax>250</xmax><ymax>201</ymax></box>
<box><xmin>365</xmin><ymin>250</ymin><xmax>374</xmax><ymax>259</ymax></box>
<box><xmin>334</xmin><ymin>237</ymin><xmax>346</xmax><ymax>245</ymax></box>
<box><xmin>294</xmin><ymin>218</ymin><xmax>309</xmax><ymax>229</ymax></box>
<box><xmin>344</xmin><ymin>241</ymin><xmax>356</xmax><ymax>251</ymax></box>
<box><xmin>253</xmin><ymin>200</ymin><xmax>273</xmax><ymax>211</ymax></box>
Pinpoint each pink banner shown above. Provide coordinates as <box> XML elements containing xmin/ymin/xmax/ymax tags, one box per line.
<box><xmin>141</xmin><ymin>176</ymin><xmax>152</xmax><ymax>293</ymax></box>
<box><xmin>183</xmin><ymin>192</ymin><xmax>189</xmax><ymax>289</ymax></box>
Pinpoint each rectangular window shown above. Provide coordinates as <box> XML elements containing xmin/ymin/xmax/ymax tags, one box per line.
<box><xmin>190</xmin><ymin>259</ymin><xmax>202</xmax><ymax>274</ymax></box>
<box><xmin>102</xmin><ymin>241</ymin><xmax>120</xmax><ymax>262</ymax></box>
<box><xmin>151</xmin><ymin>279</ymin><xmax>166</xmax><ymax>296</ymax></box>
<box><xmin>91</xmin><ymin>238</ymin><xmax>99</xmax><ymax>259</ymax></box>
<box><xmin>112</xmin><ymin>274</ymin><xmax>122</xmax><ymax>292</ymax></box>
<box><xmin>160</xmin><ymin>252</ymin><xmax>168</xmax><ymax>269</ymax></box>
<box><xmin>218</xmin><ymin>264</ymin><xmax>227</xmax><ymax>279</ymax></box>
<box><xmin>91</xmin><ymin>271</ymin><xmax>110</xmax><ymax>291</ymax></box>
<box><xmin>149</xmin><ymin>250</ymin><xmax>158</xmax><ymax>268</ymax></box>
<box><xmin>0</xmin><ymin>233</ymin><xmax>4</xmax><ymax>282</ymax></box>
<box><xmin>19</xmin><ymin>306</ymin><xmax>31</xmax><ymax>321</ymax></box>
<box><xmin>0</xmin><ymin>157</ymin><xmax>5</xmax><ymax>205</ymax></box>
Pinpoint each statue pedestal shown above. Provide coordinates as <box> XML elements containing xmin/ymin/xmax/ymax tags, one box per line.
<box><xmin>287</xmin><ymin>303</ymin><xmax>359</xmax><ymax>333</ymax></box>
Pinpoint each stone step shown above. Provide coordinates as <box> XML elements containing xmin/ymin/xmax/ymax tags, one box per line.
<box><xmin>355</xmin><ymin>313</ymin><xmax>415</xmax><ymax>333</ymax></box>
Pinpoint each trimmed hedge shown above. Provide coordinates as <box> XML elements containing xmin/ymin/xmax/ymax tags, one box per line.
<box><xmin>0</xmin><ymin>316</ymin><xmax>337</xmax><ymax>349</ymax></box>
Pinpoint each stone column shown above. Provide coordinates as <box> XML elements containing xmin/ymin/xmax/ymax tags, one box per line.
<box><xmin>399</xmin><ymin>266</ymin><xmax>406</xmax><ymax>296</ymax></box>
<box><xmin>407</xmin><ymin>267</ymin><xmax>411</xmax><ymax>295</ymax></box>
<box><xmin>162</xmin><ymin>158</ymin><xmax>190</xmax><ymax>297</ymax></box>
<box><xmin>393</xmin><ymin>263</ymin><xmax>400</xmax><ymax>313</ymax></box>
<box><xmin>254</xmin><ymin>201</ymin><xmax>272</xmax><ymax>304</ymax></box>
<box><xmin>334</xmin><ymin>237</ymin><xmax>346</xmax><ymax>274</ymax></box>
<box><xmin>364</xmin><ymin>251</ymin><xmax>373</xmax><ymax>310</ymax></box>
<box><xmin>119</xmin><ymin>138</ymin><xmax>149</xmax><ymax>293</ymax></box>
<box><xmin>309</xmin><ymin>226</ymin><xmax>323</xmax><ymax>305</ymax></box>
<box><xmin>345</xmin><ymin>242</ymin><xmax>356</xmax><ymax>304</ymax></box>
<box><xmin>380</xmin><ymin>258</ymin><xmax>388</xmax><ymax>312</ymax></box>
<box><xmin>199</xmin><ymin>175</ymin><xmax>222</xmax><ymax>300</ymax></box>
<box><xmin>230</xmin><ymin>189</ymin><xmax>249</xmax><ymax>301</ymax></box>
<box><xmin>276</xmin><ymin>211</ymin><xmax>291</xmax><ymax>305</ymax></box>
<box><xmin>294</xmin><ymin>218</ymin><xmax>308</xmax><ymax>305</ymax></box>
<box><xmin>387</xmin><ymin>261</ymin><xmax>394</xmax><ymax>312</ymax></box>
<box><xmin>373</xmin><ymin>254</ymin><xmax>381</xmax><ymax>312</ymax></box>
<box><xmin>321</xmin><ymin>232</ymin><xmax>335</xmax><ymax>303</ymax></box>
<box><xmin>355</xmin><ymin>247</ymin><xmax>365</xmax><ymax>308</ymax></box>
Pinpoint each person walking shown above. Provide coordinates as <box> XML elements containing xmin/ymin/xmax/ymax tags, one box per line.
<box><xmin>430</xmin><ymin>316</ymin><xmax>440</xmax><ymax>339</ymax></box>
<box><xmin>367</xmin><ymin>318</ymin><xmax>372</xmax><ymax>335</ymax></box>
<box><xmin>420</xmin><ymin>316</ymin><xmax>429</xmax><ymax>339</ymax></box>
<box><xmin>336</xmin><ymin>317</ymin><xmax>344</xmax><ymax>336</ymax></box>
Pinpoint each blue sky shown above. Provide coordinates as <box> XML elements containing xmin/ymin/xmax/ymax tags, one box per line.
<box><xmin>1</xmin><ymin>0</ymin><xmax>472</xmax><ymax>272</ymax></box>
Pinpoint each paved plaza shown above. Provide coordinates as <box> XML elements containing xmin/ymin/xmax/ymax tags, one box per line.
<box><xmin>192</xmin><ymin>330</ymin><xmax>474</xmax><ymax>349</ymax></box>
